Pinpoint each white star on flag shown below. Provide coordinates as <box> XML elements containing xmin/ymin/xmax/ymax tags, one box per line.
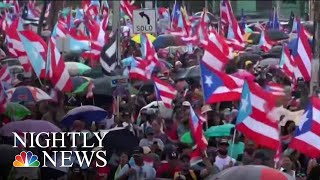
<box><xmin>205</xmin><ymin>75</ymin><xmax>213</xmax><ymax>87</ymax></box>
<box><xmin>240</xmin><ymin>94</ymin><xmax>249</xmax><ymax>111</ymax></box>
<box><xmin>299</xmin><ymin>110</ymin><xmax>309</xmax><ymax>131</ymax></box>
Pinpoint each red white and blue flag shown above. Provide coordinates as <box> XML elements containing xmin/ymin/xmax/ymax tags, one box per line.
<box><xmin>189</xmin><ymin>105</ymin><xmax>207</xmax><ymax>164</ymax></box>
<box><xmin>0</xmin><ymin>65</ymin><xmax>12</xmax><ymax>84</ymax></box>
<box><xmin>201</xmin><ymin>33</ymin><xmax>229</xmax><ymax>72</ymax></box>
<box><xmin>279</xmin><ymin>46</ymin><xmax>296</xmax><ymax>80</ymax></box>
<box><xmin>236</xmin><ymin>81</ymin><xmax>280</xmax><ymax>150</ymax></box>
<box><xmin>0</xmin><ymin>81</ymin><xmax>7</xmax><ymax>113</ymax></box>
<box><xmin>46</xmin><ymin>37</ymin><xmax>73</xmax><ymax>92</ymax></box>
<box><xmin>265</xmin><ymin>82</ymin><xmax>286</xmax><ymax>97</ymax></box>
<box><xmin>290</xmin><ymin>97</ymin><xmax>320</xmax><ymax>158</ymax></box>
<box><xmin>153</xmin><ymin>77</ymin><xmax>177</xmax><ymax>109</ymax></box>
<box><xmin>120</xmin><ymin>0</ymin><xmax>137</xmax><ymax>21</ymax></box>
<box><xmin>200</xmin><ymin>62</ymin><xmax>243</xmax><ymax>103</ymax></box>
<box><xmin>291</xmin><ymin>19</ymin><xmax>312</xmax><ymax>81</ymax></box>
<box><xmin>258</xmin><ymin>30</ymin><xmax>273</xmax><ymax>52</ymax></box>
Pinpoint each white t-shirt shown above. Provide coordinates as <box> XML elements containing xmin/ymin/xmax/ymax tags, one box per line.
<box><xmin>214</xmin><ymin>155</ymin><xmax>236</xmax><ymax>171</ymax></box>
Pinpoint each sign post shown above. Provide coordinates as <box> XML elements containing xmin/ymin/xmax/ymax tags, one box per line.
<box><xmin>133</xmin><ymin>9</ymin><xmax>157</xmax><ymax>34</ymax></box>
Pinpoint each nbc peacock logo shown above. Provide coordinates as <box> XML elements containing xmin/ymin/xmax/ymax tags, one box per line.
<box><xmin>13</xmin><ymin>151</ymin><xmax>40</xmax><ymax>167</ymax></box>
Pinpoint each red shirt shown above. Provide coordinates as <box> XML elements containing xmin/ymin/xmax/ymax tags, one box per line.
<box><xmin>156</xmin><ymin>162</ymin><xmax>181</xmax><ymax>178</ymax></box>
<box><xmin>96</xmin><ymin>165</ymin><xmax>110</xmax><ymax>180</ymax></box>
<box><xmin>165</xmin><ymin>124</ymin><xmax>178</xmax><ymax>141</ymax></box>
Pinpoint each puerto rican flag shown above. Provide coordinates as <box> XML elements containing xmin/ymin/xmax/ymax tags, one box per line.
<box><xmin>18</xmin><ymin>30</ymin><xmax>48</xmax><ymax>79</ymax></box>
<box><xmin>291</xmin><ymin>19</ymin><xmax>312</xmax><ymax>81</ymax></box>
<box><xmin>128</xmin><ymin>57</ymin><xmax>148</xmax><ymax>81</ymax></box>
<box><xmin>120</xmin><ymin>0</ymin><xmax>137</xmax><ymax>21</ymax></box>
<box><xmin>46</xmin><ymin>37</ymin><xmax>73</xmax><ymax>92</ymax></box>
<box><xmin>0</xmin><ymin>81</ymin><xmax>7</xmax><ymax>113</ymax></box>
<box><xmin>258</xmin><ymin>30</ymin><xmax>273</xmax><ymax>52</ymax></box>
<box><xmin>290</xmin><ymin>97</ymin><xmax>320</xmax><ymax>158</ymax></box>
<box><xmin>279</xmin><ymin>46</ymin><xmax>296</xmax><ymax>81</ymax></box>
<box><xmin>3</xmin><ymin>0</ymin><xmax>20</xmax><ymax>14</ymax></box>
<box><xmin>265</xmin><ymin>82</ymin><xmax>286</xmax><ymax>97</ymax></box>
<box><xmin>201</xmin><ymin>33</ymin><xmax>229</xmax><ymax>72</ymax></box>
<box><xmin>0</xmin><ymin>65</ymin><xmax>12</xmax><ymax>84</ymax></box>
<box><xmin>5</xmin><ymin>18</ymin><xmax>31</xmax><ymax>73</ymax></box>
<box><xmin>140</xmin><ymin>34</ymin><xmax>160</xmax><ymax>79</ymax></box>
<box><xmin>171</xmin><ymin>1</ymin><xmax>181</xmax><ymax>30</ymax></box>
<box><xmin>236</xmin><ymin>81</ymin><xmax>280</xmax><ymax>150</ymax></box>
<box><xmin>201</xmin><ymin>61</ymin><xmax>243</xmax><ymax>103</ymax></box>
<box><xmin>189</xmin><ymin>106</ymin><xmax>208</xmax><ymax>157</ymax></box>
<box><xmin>153</xmin><ymin>77</ymin><xmax>177</xmax><ymax>109</ymax></box>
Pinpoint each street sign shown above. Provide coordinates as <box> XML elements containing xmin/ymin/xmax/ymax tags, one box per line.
<box><xmin>133</xmin><ymin>9</ymin><xmax>156</xmax><ymax>34</ymax></box>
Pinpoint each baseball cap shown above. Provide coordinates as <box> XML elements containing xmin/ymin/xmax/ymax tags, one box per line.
<box><xmin>201</xmin><ymin>105</ymin><xmax>212</xmax><ymax>114</ymax></box>
<box><xmin>219</xmin><ymin>138</ymin><xmax>229</xmax><ymax>145</ymax></box>
<box><xmin>182</xmin><ymin>101</ymin><xmax>191</xmax><ymax>107</ymax></box>
<box><xmin>132</xmin><ymin>147</ymin><xmax>143</xmax><ymax>156</ymax></box>
<box><xmin>145</xmin><ymin>127</ymin><xmax>154</xmax><ymax>135</ymax></box>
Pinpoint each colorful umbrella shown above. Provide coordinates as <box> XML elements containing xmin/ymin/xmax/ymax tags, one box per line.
<box><xmin>153</xmin><ymin>34</ymin><xmax>185</xmax><ymax>50</ymax></box>
<box><xmin>4</xmin><ymin>102</ymin><xmax>31</xmax><ymax>120</ymax></box>
<box><xmin>205</xmin><ymin>124</ymin><xmax>235</xmax><ymax>137</ymax></box>
<box><xmin>71</xmin><ymin>76</ymin><xmax>92</xmax><ymax>94</ymax></box>
<box><xmin>131</xmin><ymin>34</ymin><xmax>156</xmax><ymax>43</ymax></box>
<box><xmin>61</xmin><ymin>105</ymin><xmax>108</xmax><ymax>127</ymax></box>
<box><xmin>207</xmin><ymin>165</ymin><xmax>294</xmax><ymax>180</ymax></box>
<box><xmin>0</xmin><ymin>120</ymin><xmax>61</xmax><ymax>136</ymax></box>
<box><xmin>6</xmin><ymin>86</ymin><xmax>52</xmax><ymax>103</ymax></box>
<box><xmin>180</xmin><ymin>131</ymin><xmax>193</xmax><ymax>144</ymax></box>
<box><xmin>65</xmin><ymin>62</ymin><xmax>91</xmax><ymax>76</ymax></box>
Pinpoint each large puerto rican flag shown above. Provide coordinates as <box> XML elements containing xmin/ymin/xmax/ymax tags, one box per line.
<box><xmin>291</xmin><ymin>19</ymin><xmax>312</xmax><ymax>81</ymax></box>
<box><xmin>236</xmin><ymin>81</ymin><xmax>280</xmax><ymax>150</ymax></box>
<box><xmin>200</xmin><ymin>61</ymin><xmax>243</xmax><ymax>103</ymax></box>
<box><xmin>290</xmin><ymin>97</ymin><xmax>320</xmax><ymax>158</ymax></box>
<box><xmin>153</xmin><ymin>77</ymin><xmax>177</xmax><ymax>109</ymax></box>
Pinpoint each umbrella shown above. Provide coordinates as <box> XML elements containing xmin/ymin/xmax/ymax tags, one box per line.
<box><xmin>174</xmin><ymin>65</ymin><xmax>200</xmax><ymax>80</ymax></box>
<box><xmin>65</xmin><ymin>62</ymin><xmax>91</xmax><ymax>76</ymax></box>
<box><xmin>4</xmin><ymin>102</ymin><xmax>31</xmax><ymax>120</ymax></box>
<box><xmin>92</xmin><ymin>76</ymin><xmax>115</xmax><ymax>96</ymax></box>
<box><xmin>138</xmin><ymin>101</ymin><xmax>173</xmax><ymax>119</ymax></box>
<box><xmin>131</xmin><ymin>34</ymin><xmax>156</xmax><ymax>43</ymax></box>
<box><xmin>0</xmin><ymin>144</ymin><xmax>22</xmax><ymax>170</ymax></box>
<box><xmin>259</xmin><ymin>58</ymin><xmax>280</xmax><ymax>67</ymax></box>
<box><xmin>153</xmin><ymin>34</ymin><xmax>185</xmax><ymax>50</ymax></box>
<box><xmin>237</xmin><ymin>52</ymin><xmax>262</xmax><ymax>66</ymax></box>
<box><xmin>180</xmin><ymin>131</ymin><xmax>193</xmax><ymax>144</ymax></box>
<box><xmin>103</xmin><ymin>128</ymin><xmax>139</xmax><ymax>155</ymax></box>
<box><xmin>0</xmin><ymin>120</ymin><xmax>61</xmax><ymax>136</ymax></box>
<box><xmin>61</xmin><ymin>105</ymin><xmax>108</xmax><ymax>127</ymax></box>
<box><xmin>71</xmin><ymin>76</ymin><xmax>92</xmax><ymax>94</ymax></box>
<box><xmin>205</xmin><ymin>124</ymin><xmax>235</xmax><ymax>137</ymax></box>
<box><xmin>206</xmin><ymin>165</ymin><xmax>294</xmax><ymax>180</ymax></box>
<box><xmin>0</xmin><ymin>2</ymin><xmax>12</xmax><ymax>8</ymax></box>
<box><xmin>232</xmin><ymin>69</ymin><xmax>255</xmax><ymax>82</ymax></box>
<box><xmin>247</xmin><ymin>30</ymin><xmax>289</xmax><ymax>44</ymax></box>
<box><xmin>6</xmin><ymin>86</ymin><xmax>52</xmax><ymax>103</ymax></box>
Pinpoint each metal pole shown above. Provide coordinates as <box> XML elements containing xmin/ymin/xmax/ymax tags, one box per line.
<box><xmin>205</xmin><ymin>0</ymin><xmax>208</xmax><ymax>10</ymax></box>
<box><xmin>275</xmin><ymin>0</ymin><xmax>281</xmax><ymax>18</ymax></box>
<box><xmin>311</xmin><ymin>0</ymin><xmax>320</xmax><ymax>95</ymax></box>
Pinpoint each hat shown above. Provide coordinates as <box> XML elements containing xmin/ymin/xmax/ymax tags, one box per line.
<box><xmin>223</xmin><ymin>108</ymin><xmax>231</xmax><ymax>116</ymax></box>
<box><xmin>201</xmin><ymin>105</ymin><xmax>212</xmax><ymax>114</ymax></box>
<box><xmin>142</xmin><ymin>146</ymin><xmax>151</xmax><ymax>154</ymax></box>
<box><xmin>175</xmin><ymin>61</ymin><xmax>182</xmax><ymax>66</ymax></box>
<box><xmin>182</xmin><ymin>101</ymin><xmax>191</xmax><ymax>107</ymax></box>
<box><xmin>219</xmin><ymin>138</ymin><xmax>229</xmax><ymax>145</ymax></box>
<box><xmin>245</xmin><ymin>60</ymin><xmax>253</xmax><ymax>67</ymax></box>
<box><xmin>132</xmin><ymin>147</ymin><xmax>143</xmax><ymax>156</ymax></box>
<box><xmin>145</xmin><ymin>127</ymin><xmax>154</xmax><ymax>135</ymax></box>
<box><xmin>168</xmin><ymin>151</ymin><xmax>178</xmax><ymax>160</ymax></box>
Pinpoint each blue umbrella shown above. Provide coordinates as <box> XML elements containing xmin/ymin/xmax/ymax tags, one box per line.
<box><xmin>61</xmin><ymin>105</ymin><xmax>108</xmax><ymax>127</ymax></box>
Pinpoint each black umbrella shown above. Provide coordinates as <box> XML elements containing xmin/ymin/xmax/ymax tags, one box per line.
<box><xmin>248</xmin><ymin>30</ymin><xmax>289</xmax><ymax>44</ymax></box>
<box><xmin>133</xmin><ymin>80</ymin><xmax>155</xmax><ymax>95</ymax></box>
<box><xmin>103</xmin><ymin>128</ymin><xmax>139</xmax><ymax>155</ymax></box>
<box><xmin>237</xmin><ymin>53</ymin><xmax>262</xmax><ymax>67</ymax></box>
<box><xmin>174</xmin><ymin>65</ymin><xmax>200</xmax><ymax>80</ymax></box>
<box><xmin>92</xmin><ymin>76</ymin><xmax>114</xmax><ymax>96</ymax></box>
<box><xmin>153</xmin><ymin>34</ymin><xmax>185</xmax><ymax>50</ymax></box>
<box><xmin>266</xmin><ymin>30</ymin><xmax>289</xmax><ymax>41</ymax></box>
